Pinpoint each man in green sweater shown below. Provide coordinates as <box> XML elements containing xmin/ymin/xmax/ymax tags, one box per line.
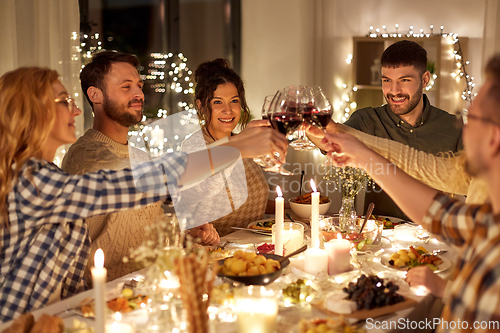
<box><xmin>344</xmin><ymin>40</ymin><xmax>462</xmax><ymax>219</ymax></box>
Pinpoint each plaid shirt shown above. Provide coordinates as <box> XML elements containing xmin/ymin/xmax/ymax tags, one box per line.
<box><xmin>424</xmin><ymin>193</ymin><xmax>500</xmax><ymax>332</ymax></box>
<box><xmin>0</xmin><ymin>153</ymin><xmax>186</xmax><ymax>322</ymax></box>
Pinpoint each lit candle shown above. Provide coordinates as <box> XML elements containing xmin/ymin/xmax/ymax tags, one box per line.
<box><xmin>106</xmin><ymin>312</ymin><xmax>134</xmax><ymax>333</ymax></box>
<box><xmin>235</xmin><ymin>286</ymin><xmax>278</xmax><ymax>333</ymax></box>
<box><xmin>92</xmin><ymin>249</ymin><xmax>106</xmax><ymax>333</ymax></box>
<box><xmin>151</xmin><ymin>125</ymin><xmax>164</xmax><ymax>147</ymax></box>
<box><xmin>303</xmin><ymin>247</ymin><xmax>328</xmax><ymax>276</ymax></box>
<box><xmin>274</xmin><ymin>186</ymin><xmax>284</xmax><ymax>256</ymax></box>
<box><xmin>324</xmin><ymin>234</ymin><xmax>351</xmax><ymax>276</ymax></box>
<box><xmin>310</xmin><ymin>179</ymin><xmax>320</xmax><ymax>248</ymax></box>
<box><xmin>273</xmin><ymin>222</ymin><xmax>304</xmax><ymax>255</ymax></box>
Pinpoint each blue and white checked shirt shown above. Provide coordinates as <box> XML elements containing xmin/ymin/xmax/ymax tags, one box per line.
<box><xmin>0</xmin><ymin>152</ymin><xmax>186</xmax><ymax>322</ymax></box>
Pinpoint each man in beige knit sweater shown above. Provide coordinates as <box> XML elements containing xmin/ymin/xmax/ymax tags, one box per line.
<box><xmin>62</xmin><ymin>51</ymin><xmax>220</xmax><ymax>283</ymax></box>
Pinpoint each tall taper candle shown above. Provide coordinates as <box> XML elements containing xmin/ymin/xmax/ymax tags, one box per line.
<box><xmin>310</xmin><ymin>179</ymin><xmax>320</xmax><ymax>248</ymax></box>
<box><xmin>274</xmin><ymin>186</ymin><xmax>284</xmax><ymax>255</ymax></box>
<box><xmin>92</xmin><ymin>249</ymin><xmax>106</xmax><ymax>333</ymax></box>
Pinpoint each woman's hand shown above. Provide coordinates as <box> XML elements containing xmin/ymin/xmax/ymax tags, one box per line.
<box><xmin>321</xmin><ymin>132</ymin><xmax>374</xmax><ymax>168</ymax></box>
<box><xmin>405</xmin><ymin>266</ymin><xmax>448</xmax><ymax>298</ymax></box>
<box><xmin>188</xmin><ymin>223</ymin><xmax>220</xmax><ymax>246</ymax></box>
<box><xmin>228</xmin><ymin>120</ymin><xmax>288</xmax><ymax>162</ymax></box>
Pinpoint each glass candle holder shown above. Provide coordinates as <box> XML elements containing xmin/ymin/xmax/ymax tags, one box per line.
<box><xmin>393</xmin><ymin>224</ymin><xmax>419</xmax><ymax>248</ymax></box>
<box><xmin>272</xmin><ymin>222</ymin><xmax>304</xmax><ymax>255</ymax></box>
<box><xmin>234</xmin><ymin>286</ymin><xmax>278</xmax><ymax>333</ymax></box>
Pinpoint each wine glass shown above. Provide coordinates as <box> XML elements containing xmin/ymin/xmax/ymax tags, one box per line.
<box><xmin>269</xmin><ymin>88</ymin><xmax>304</xmax><ymax>144</ymax></box>
<box><xmin>252</xmin><ymin>94</ymin><xmax>295</xmax><ymax>175</ymax></box>
<box><xmin>307</xmin><ymin>86</ymin><xmax>333</xmax><ymax>131</ymax></box>
<box><xmin>283</xmin><ymin>85</ymin><xmax>317</xmax><ymax>151</ymax></box>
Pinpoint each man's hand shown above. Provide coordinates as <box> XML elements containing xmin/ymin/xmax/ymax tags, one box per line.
<box><xmin>304</xmin><ymin>120</ymin><xmax>338</xmax><ymax>151</ymax></box>
<box><xmin>321</xmin><ymin>132</ymin><xmax>373</xmax><ymax>167</ymax></box>
<box><xmin>405</xmin><ymin>266</ymin><xmax>448</xmax><ymax>298</ymax></box>
<box><xmin>188</xmin><ymin>223</ymin><xmax>220</xmax><ymax>246</ymax></box>
<box><xmin>227</xmin><ymin>120</ymin><xmax>288</xmax><ymax>162</ymax></box>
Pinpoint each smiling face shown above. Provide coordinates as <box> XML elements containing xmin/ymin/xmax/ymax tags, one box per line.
<box><xmin>45</xmin><ymin>80</ymin><xmax>82</xmax><ymax>158</ymax></box>
<box><xmin>381</xmin><ymin>65</ymin><xmax>429</xmax><ymax>120</ymax></box>
<box><xmin>204</xmin><ymin>82</ymin><xmax>241</xmax><ymax>139</ymax></box>
<box><xmin>102</xmin><ymin>62</ymin><xmax>145</xmax><ymax>128</ymax></box>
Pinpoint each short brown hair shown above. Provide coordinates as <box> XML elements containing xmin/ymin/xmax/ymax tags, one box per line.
<box><xmin>80</xmin><ymin>50</ymin><xmax>140</xmax><ymax>107</ymax></box>
<box><xmin>381</xmin><ymin>40</ymin><xmax>428</xmax><ymax>76</ymax></box>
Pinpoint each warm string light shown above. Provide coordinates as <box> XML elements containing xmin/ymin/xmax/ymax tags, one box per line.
<box><xmin>365</xmin><ymin>25</ymin><xmax>475</xmax><ymax>102</ymax></box>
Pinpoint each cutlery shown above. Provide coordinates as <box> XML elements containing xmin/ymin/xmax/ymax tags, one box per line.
<box><xmin>432</xmin><ymin>249</ymin><xmax>447</xmax><ymax>255</ymax></box>
<box><xmin>285</xmin><ymin>212</ymin><xmax>296</xmax><ymax>223</ymax></box>
<box><xmin>231</xmin><ymin>227</ymin><xmax>272</xmax><ymax>235</ymax></box>
<box><xmin>359</xmin><ymin>203</ymin><xmax>375</xmax><ymax>233</ymax></box>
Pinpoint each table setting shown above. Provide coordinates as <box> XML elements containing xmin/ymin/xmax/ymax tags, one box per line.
<box><xmin>0</xmin><ymin>86</ymin><xmax>457</xmax><ymax>333</ymax></box>
<box><xmin>0</xmin><ymin>179</ymin><xmax>457</xmax><ymax>333</ymax></box>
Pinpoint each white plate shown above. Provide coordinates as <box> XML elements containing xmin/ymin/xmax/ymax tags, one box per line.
<box><xmin>379</xmin><ymin>250</ymin><xmax>451</xmax><ymax>274</ymax></box>
<box><xmin>247</xmin><ymin>219</ymin><xmax>309</xmax><ymax>234</ymax></box>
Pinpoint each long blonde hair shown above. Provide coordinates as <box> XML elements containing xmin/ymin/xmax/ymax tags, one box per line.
<box><xmin>0</xmin><ymin>67</ymin><xmax>59</xmax><ymax>226</ymax></box>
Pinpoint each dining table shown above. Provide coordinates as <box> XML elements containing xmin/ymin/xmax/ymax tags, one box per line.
<box><xmin>0</xmin><ymin>210</ymin><xmax>458</xmax><ymax>333</ymax></box>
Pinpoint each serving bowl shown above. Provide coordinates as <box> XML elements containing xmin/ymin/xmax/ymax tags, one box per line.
<box><xmin>288</xmin><ymin>198</ymin><xmax>331</xmax><ymax>219</ymax></box>
<box><xmin>217</xmin><ymin>253</ymin><xmax>290</xmax><ymax>285</ymax></box>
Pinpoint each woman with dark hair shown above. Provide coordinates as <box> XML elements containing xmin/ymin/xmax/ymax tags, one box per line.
<box><xmin>181</xmin><ymin>59</ymin><xmax>278</xmax><ymax>236</ymax></box>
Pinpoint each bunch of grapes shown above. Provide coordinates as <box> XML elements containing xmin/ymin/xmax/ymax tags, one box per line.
<box><xmin>342</xmin><ymin>274</ymin><xmax>405</xmax><ymax>310</ymax></box>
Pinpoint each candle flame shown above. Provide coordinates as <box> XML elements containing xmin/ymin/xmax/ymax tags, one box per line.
<box><xmin>94</xmin><ymin>248</ymin><xmax>104</xmax><ymax>268</ymax></box>
<box><xmin>337</xmin><ymin>233</ymin><xmax>343</xmax><ymax>241</ymax></box>
<box><xmin>310</xmin><ymin>179</ymin><xmax>317</xmax><ymax>192</ymax></box>
<box><xmin>276</xmin><ymin>186</ymin><xmax>283</xmax><ymax>197</ymax></box>
<box><xmin>114</xmin><ymin>311</ymin><xmax>122</xmax><ymax>321</ymax></box>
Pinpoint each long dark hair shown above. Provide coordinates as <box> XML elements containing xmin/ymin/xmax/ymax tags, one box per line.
<box><xmin>193</xmin><ymin>59</ymin><xmax>250</xmax><ymax>136</ymax></box>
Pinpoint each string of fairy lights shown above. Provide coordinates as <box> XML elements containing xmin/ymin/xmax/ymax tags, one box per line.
<box><xmin>336</xmin><ymin>25</ymin><xmax>475</xmax><ymax>122</ymax></box>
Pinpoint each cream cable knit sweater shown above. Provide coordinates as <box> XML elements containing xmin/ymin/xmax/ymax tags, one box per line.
<box><xmin>61</xmin><ymin>129</ymin><xmax>161</xmax><ymax>284</ymax></box>
<box><xmin>180</xmin><ymin>130</ymin><xmax>269</xmax><ymax>237</ymax></box>
<box><xmin>338</xmin><ymin>124</ymin><xmax>488</xmax><ymax>204</ymax></box>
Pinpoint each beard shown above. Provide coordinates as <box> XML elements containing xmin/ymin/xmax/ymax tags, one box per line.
<box><xmin>385</xmin><ymin>83</ymin><xmax>423</xmax><ymax>116</ymax></box>
<box><xmin>102</xmin><ymin>91</ymin><xmax>143</xmax><ymax>128</ymax></box>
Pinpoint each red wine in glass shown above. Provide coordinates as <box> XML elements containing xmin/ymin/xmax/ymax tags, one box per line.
<box><xmin>270</xmin><ymin>113</ymin><xmax>302</xmax><ymax>135</ymax></box>
<box><xmin>310</xmin><ymin>112</ymin><xmax>332</xmax><ymax>129</ymax></box>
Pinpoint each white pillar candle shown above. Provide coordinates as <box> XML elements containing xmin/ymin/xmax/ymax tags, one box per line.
<box><xmin>303</xmin><ymin>247</ymin><xmax>328</xmax><ymax>276</ymax></box>
<box><xmin>310</xmin><ymin>179</ymin><xmax>320</xmax><ymax>248</ymax></box>
<box><xmin>274</xmin><ymin>222</ymin><xmax>304</xmax><ymax>255</ymax></box>
<box><xmin>274</xmin><ymin>186</ymin><xmax>284</xmax><ymax>256</ymax></box>
<box><xmin>324</xmin><ymin>234</ymin><xmax>351</xmax><ymax>276</ymax></box>
<box><xmin>235</xmin><ymin>287</ymin><xmax>278</xmax><ymax>333</ymax></box>
<box><xmin>92</xmin><ymin>249</ymin><xmax>106</xmax><ymax>333</ymax></box>
<box><xmin>151</xmin><ymin>125</ymin><xmax>164</xmax><ymax>147</ymax></box>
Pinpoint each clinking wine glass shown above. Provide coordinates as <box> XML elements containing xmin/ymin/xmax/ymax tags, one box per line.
<box><xmin>283</xmin><ymin>85</ymin><xmax>317</xmax><ymax>151</ymax></box>
<box><xmin>307</xmin><ymin>86</ymin><xmax>333</xmax><ymax>132</ymax></box>
<box><xmin>252</xmin><ymin>94</ymin><xmax>295</xmax><ymax>175</ymax></box>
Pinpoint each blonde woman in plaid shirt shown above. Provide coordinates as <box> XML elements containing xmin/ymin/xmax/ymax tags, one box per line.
<box><xmin>322</xmin><ymin>55</ymin><xmax>500</xmax><ymax>332</ymax></box>
<box><xmin>0</xmin><ymin>67</ymin><xmax>194</xmax><ymax>322</ymax></box>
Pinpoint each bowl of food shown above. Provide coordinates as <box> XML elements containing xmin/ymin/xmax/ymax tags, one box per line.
<box><xmin>319</xmin><ymin>218</ymin><xmax>382</xmax><ymax>251</ymax></box>
<box><xmin>289</xmin><ymin>193</ymin><xmax>331</xmax><ymax>219</ymax></box>
<box><xmin>217</xmin><ymin>251</ymin><xmax>290</xmax><ymax>285</ymax></box>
